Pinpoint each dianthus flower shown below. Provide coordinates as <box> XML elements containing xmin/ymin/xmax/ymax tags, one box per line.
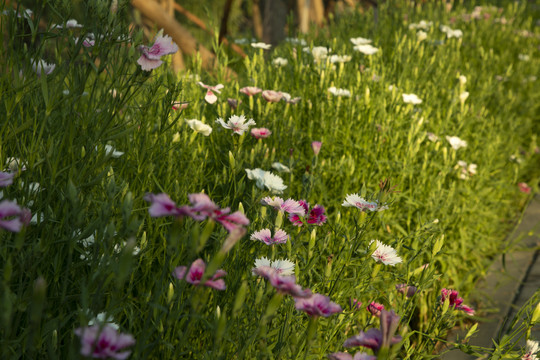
<box><xmin>174</xmin><ymin>258</ymin><xmax>227</xmax><ymax>290</ymax></box>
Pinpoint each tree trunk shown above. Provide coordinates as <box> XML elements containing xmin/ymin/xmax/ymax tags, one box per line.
<box><xmin>261</xmin><ymin>0</ymin><xmax>288</xmax><ymax>46</ymax></box>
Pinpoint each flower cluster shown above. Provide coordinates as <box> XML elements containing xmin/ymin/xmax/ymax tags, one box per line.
<box><xmin>0</xmin><ymin>171</ymin><xmax>31</xmax><ymax>232</ymax></box>
<box><xmin>144</xmin><ymin>192</ymin><xmax>249</xmax><ymax>233</ymax></box>
<box><xmin>440</xmin><ymin>288</ymin><xmax>475</xmax><ymax>315</ymax></box>
<box><xmin>174</xmin><ymin>258</ymin><xmax>227</xmax><ymax>290</ymax></box>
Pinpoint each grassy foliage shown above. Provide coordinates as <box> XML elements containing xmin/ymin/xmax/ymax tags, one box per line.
<box><xmin>0</xmin><ymin>0</ymin><xmax>539</xmax><ymax>359</ymax></box>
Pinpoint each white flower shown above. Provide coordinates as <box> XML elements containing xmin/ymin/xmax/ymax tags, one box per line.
<box><xmin>350</xmin><ymin>37</ymin><xmax>372</xmax><ymax>46</ymax></box>
<box><xmin>88</xmin><ymin>312</ymin><xmax>120</xmax><ymax>330</ymax></box>
<box><xmin>263</xmin><ymin>172</ymin><xmax>287</xmax><ymax>193</ymax></box>
<box><xmin>104</xmin><ymin>145</ymin><xmax>124</xmax><ymax>158</ymax></box>
<box><xmin>427</xmin><ymin>132</ymin><xmax>439</xmax><ymax>142</ymax></box>
<box><xmin>328</xmin><ymin>55</ymin><xmax>352</xmax><ymax>63</ymax></box>
<box><xmin>304</xmin><ymin>46</ymin><xmax>330</xmax><ymax>62</ymax></box>
<box><xmin>459</xmin><ymin>91</ymin><xmax>469</xmax><ymax>103</ymax></box>
<box><xmin>440</xmin><ymin>25</ymin><xmax>463</xmax><ymax>38</ymax></box>
<box><xmin>253</xmin><ymin>257</ymin><xmax>295</xmax><ymax>276</ymax></box>
<box><xmin>459</xmin><ymin>75</ymin><xmax>467</xmax><ymax>85</ymax></box>
<box><xmin>342</xmin><ymin>194</ymin><xmax>387</xmax><ymax>212</ymax></box>
<box><xmin>446</xmin><ymin>136</ymin><xmax>467</xmax><ymax>150</ymax></box>
<box><xmin>402</xmin><ymin>93</ymin><xmax>422</xmax><ymax>104</ymax></box>
<box><xmin>216</xmin><ymin>115</ymin><xmax>255</xmax><ymax>135</ymax></box>
<box><xmin>518</xmin><ymin>54</ymin><xmax>530</xmax><ymax>62</ymax></box>
<box><xmin>32</xmin><ymin>58</ymin><xmax>55</xmax><ymax>76</ymax></box>
<box><xmin>370</xmin><ymin>240</ymin><xmax>402</xmax><ymax>266</ymax></box>
<box><xmin>328</xmin><ymin>87</ymin><xmax>351</xmax><ymax>97</ymax></box>
<box><xmin>523</xmin><ymin>340</ymin><xmax>539</xmax><ymax>360</ymax></box>
<box><xmin>273</xmin><ymin>57</ymin><xmax>288</xmax><ymax>67</ymax></box>
<box><xmin>185</xmin><ymin>119</ymin><xmax>212</xmax><ymax>136</ymax></box>
<box><xmin>388</xmin><ymin>85</ymin><xmax>397</xmax><ymax>91</ymax></box>
<box><xmin>456</xmin><ymin>161</ymin><xmax>477</xmax><ymax>180</ymax></box>
<box><xmin>272</xmin><ymin>162</ymin><xmax>290</xmax><ymax>173</ymax></box>
<box><xmin>271</xmin><ymin>259</ymin><xmax>295</xmax><ymax>275</ymax></box>
<box><xmin>5</xmin><ymin>157</ymin><xmax>26</xmax><ymax>172</ymax></box>
<box><xmin>353</xmin><ymin>44</ymin><xmax>379</xmax><ymax>55</ymax></box>
<box><xmin>409</xmin><ymin>20</ymin><xmax>432</xmax><ymax>30</ymax></box>
<box><xmin>245</xmin><ymin>168</ymin><xmax>286</xmax><ymax>193</ymax></box>
<box><xmin>251</xmin><ymin>42</ymin><xmax>271</xmax><ymax>50</ymax></box>
<box><xmin>416</xmin><ymin>31</ymin><xmax>428</xmax><ymax>41</ymax></box>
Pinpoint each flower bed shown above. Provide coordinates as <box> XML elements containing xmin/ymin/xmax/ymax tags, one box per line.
<box><xmin>0</xmin><ymin>1</ymin><xmax>539</xmax><ymax>359</ymax></box>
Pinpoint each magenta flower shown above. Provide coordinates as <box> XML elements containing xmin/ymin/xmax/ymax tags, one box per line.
<box><xmin>250</xmin><ymin>128</ymin><xmax>272</xmax><ymax>139</ymax></box>
<box><xmin>288</xmin><ymin>200</ymin><xmax>327</xmax><ymax>226</ymax></box>
<box><xmin>198</xmin><ymin>82</ymin><xmax>224</xmax><ymax>104</ymax></box>
<box><xmin>261</xmin><ymin>90</ymin><xmax>283</xmax><ymax>103</ymax></box>
<box><xmin>137</xmin><ymin>33</ymin><xmax>179</xmax><ymax>71</ymax></box>
<box><xmin>440</xmin><ymin>288</ymin><xmax>475</xmax><ymax>315</ymax></box>
<box><xmin>74</xmin><ymin>325</ymin><xmax>135</xmax><ymax>359</ymax></box>
<box><xmin>294</xmin><ymin>293</ymin><xmax>342</xmax><ymax>317</ymax></box>
<box><xmin>174</xmin><ymin>258</ymin><xmax>227</xmax><ymax>290</ymax></box>
<box><xmin>344</xmin><ymin>310</ymin><xmax>401</xmax><ymax>353</ymax></box>
<box><xmin>367</xmin><ymin>302</ymin><xmax>384</xmax><ymax>317</ymax></box>
<box><xmin>239</xmin><ymin>86</ymin><xmax>262</xmax><ymax>96</ymax></box>
<box><xmin>269</xmin><ymin>273</ymin><xmax>312</xmax><ymax>298</ymax></box>
<box><xmin>307</xmin><ymin>204</ymin><xmax>327</xmax><ymax>225</ymax></box>
<box><xmin>328</xmin><ymin>352</ymin><xmax>376</xmax><ymax>360</ymax></box>
<box><xmin>518</xmin><ymin>182</ymin><xmax>531</xmax><ymax>194</ymax></box>
<box><xmin>396</xmin><ymin>284</ymin><xmax>417</xmax><ymax>298</ymax></box>
<box><xmin>0</xmin><ymin>200</ymin><xmax>31</xmax><ymax>232</ymax></box>
<box><xmin>250</xmin><ymin>229</ymin><xmax>288</xmax><ymax>245</ymax></box>
<box><xmin>261</xmin><ymin>197</ymin><xmax>306</xmax><ymax>216</ymax></box>
<box><xmin>311</xmin><ymin>141</ymin><xmax>322</xmax><ymax>156</ymax></box>
<box><xmin>0</xmin><ymin>171</ymin><xmax>15</xmax><ymax>187</ymax></box>
<box><xmin>143</xmin><ymin>193</ymin><xmax>192</xmax><ymax>218</ymax></box>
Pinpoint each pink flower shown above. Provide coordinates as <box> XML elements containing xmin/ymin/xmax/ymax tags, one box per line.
<box><xmin>188</xmin><ymin>193</ymin><xmax>249</xmax><ymax>231</ymax></box>
<box><xmin>311</xmin><ymin>141</ymin><xmax>322</xmax><ymax>156</ymax></box>
<box><xmin>250</xmin><ymin>229</ymin><xmax>289</xmax><ymax>245</ymax></box>
<box><xmin>0</xmin><ymin>200</ymin><xmax>30</xmax><ymax>232</ymax></box>
<box><xmin>288</xmin><ymin>200</ymin><xmax>326</xmax><ymax>226</ymax></box>
<box><xmin>294</xmin><ymin>293</ymin><xmax>342</xmax><ymax>317</ymax></box>
<box><xmin>174</xmin><ymin>258</ymin><xmax>227</xmax><ymax>290</ymax></box>
<box><xmin>344</xmin><ymin>310</ymin><xmax>401</xmax><ymax>353</ymax></box>
<box><xmin>252</xmin><ymin>265</ymin><xmax>277</xmax><ymax>280</ymax></box>
<box><xmin>214</xmin><ymin>209</ymin><xmax>250</xmax><ymax>232</ymax></box>
<box><xmin>441</xmin><ymin>289</ymin><xmax>475</xmax><ymax>315</ymax></box>
<box><xmin>250</xmin><ymin>128</ymin><xmax>272</xmax><ymax>139</ymax></box>
<box><xmin>328</xmin><ymin>352</ymin><xmax>376</xmax><ymax>360</ymax></box>
<box><xmin>518</xmin><ymin>182</ymin><xmax>531</xmax><ymax>194</ymax></box>
<box><xmin>239</xmin><ymin>86</ymin><xmax>262</xmax><ymax>96</ymax></box>
<box><xmin>198</xmin><ymin>82</ymin><xmax>224</xmax><ymax>104</ymax></box>
<box><xmin>261</xmin><ymin>90</ymin><xmax>283</xmax><ymax>102</ymax></box>
<box><xmin>261</xmin><ymin>197</ymin><xmax>306</xmax><ymax>216</ymax></box>
<box><xmin>269</xmin><ymin>273</ymin><xmax>312</xmax><ymax>298</ymax></box>
<box><xmin>171</xmin><ymin>101</ymin><xmax>189</xmax><ymax>111</ymax></box>
<box><xmin>143</xmin><ymin>193</ymin><xmax>192</xmax><ymax>218</ymax></box>
<box><xmin>307</xmin><ymin>204</ymin><xmax>327</xmax><ymax>225</ymax></box>
<box><xmin>367</xmin><ymin>302</ymin><xmax>384</xmax><ymax>317</ymax></box>
<box><xmin>188</xmin><ymin>193</ymin><xmax>220</xmax><ymax>219</ymax></box>
<box><xmin>0</xmin><ymin>171</ymin><xmax>15</xmax><ymax>187</ymax></box>
<box><xmin>74</xmin><ymin>325</ymin><xmax>135</xmax><ymax>359</ymax></box>
<box><xmin>396</xmin><ymin>284</ymin><xmax>417</xmax><ymax>298</ymax></box>
<box><xmin>137</xmin><ymin>33</ymin><xmax>179</xmax><ymax>71</ymax></box>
